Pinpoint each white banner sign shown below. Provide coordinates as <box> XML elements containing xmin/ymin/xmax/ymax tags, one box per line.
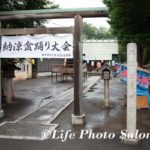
<box><xmin>0</xmin><ymin>34</ymin><xmax>73</xmax><ymax>58</ymax></box>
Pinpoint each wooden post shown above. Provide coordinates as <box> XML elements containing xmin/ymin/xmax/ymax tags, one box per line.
<box><xmin>0</xmin><ymin>21</ymin><xmax>4</xmax><ymax>118</ymax></box>
<box><xmin>72</xmin><ymin>15</ymin><xmax>85</xmax><ymax>125</ymax></box>
<box><xmin>104</xmin><ymin>79</ymin><xmax>109</xmax><ymax>107</ymax></box>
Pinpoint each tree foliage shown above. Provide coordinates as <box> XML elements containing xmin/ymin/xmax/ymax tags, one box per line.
<box><xmin>103</xmin><ymin>0</ymin><xmax>150</xmax><ymax>66</ymax></box>
<box><xmin>0</xmin><ymin>0</ymin><xmax>59</xmax><ymax>64</ymax></box>
<box><xmin>1</xmin><ymin>0</ymin><xmax>59</xmax><ymax>28</ymax></box>
<box><xmin>83</xmin><ymin>22</ymin><xmax>114</xmax><ymax>40</ymax></box>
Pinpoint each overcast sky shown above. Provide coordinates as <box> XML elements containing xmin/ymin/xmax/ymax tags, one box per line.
<box><xmin>45</xmin><ymin>0</ymin><xmax>110</xmax><ymax>28</ymax></box>
<box><xmin>52</xmin><ymin>0</ymin><xmax>105</xmax><ymax>8</ymax></box>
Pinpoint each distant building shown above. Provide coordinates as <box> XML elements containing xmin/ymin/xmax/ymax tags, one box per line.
<box><xmin>83</xmin><ymin>40</ymin><xmax>118</xmax><ymax>61</ymax></box>
<box><xmin>14</xmin><ymin>40</ymin><xmax>119</xmax><ymax>79</ymax></box>
<box><xmin>14</xmin><ymin>59</ymin><xmax>32</xmax><ymax>81</ymax></box>
<box><xmin>14</xmin><ymin>58</ymin><xmax>65</xmax><ymax>80</ymax></box>
<box><xmin>37</xmin><ymin>58</ymin><xmax>64</xmax><ymax>77</ymax></box>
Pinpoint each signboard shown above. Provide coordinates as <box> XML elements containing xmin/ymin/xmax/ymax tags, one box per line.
<box><xmin>103</xmin><ymin>71</ymin><xmax>110</xmax><ymax>80</ymax></box>
<box><xmin>0</xmin><ymin>34</ymin><xmax>73</xmax><ymax>58</ymax></box>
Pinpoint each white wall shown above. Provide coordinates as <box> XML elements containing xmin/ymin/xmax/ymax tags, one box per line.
<box><xmin>83</xmin><ymin>40</ymin><xmax>118</xmax><ymax>60</ymax></box>
<box><xmin>14</xmin><ymin>59</ymin><xmax>32</xmax><ymax>81</ymax></box>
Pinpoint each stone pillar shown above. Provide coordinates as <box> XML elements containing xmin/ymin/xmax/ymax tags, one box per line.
<box><xmin>72</xmin><ymin>15</ymin><xmax>85</xmax><ymax>125</ymax></box>
<box><xmin>104</xmin><ymin>79</ymin><xmax>109</xmax><ymax>107</ymax></box>
<box><xmin>122</xmin><ymin>43</ymin><xmax>138</xmax><ymax>143</ymax></box>
<box><xmin>0</xmin><ymin>21</ymin><xmax>4</xmax><ymax>118</ymax></box>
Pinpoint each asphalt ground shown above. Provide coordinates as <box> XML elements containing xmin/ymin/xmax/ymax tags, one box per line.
<box><xmin>0</xmin><ymin>78</ymin><xmax>150</xmax><ymax>150</ymax></box>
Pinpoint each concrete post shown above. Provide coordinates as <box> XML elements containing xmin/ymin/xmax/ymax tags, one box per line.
<box><xmin>72</xmin><ymin>15</ymin><xmax>85</xmax><ymax>125</ymax></box>
<box><xmin>104</xmin><ymin>79</ymin><xmax>109</xmax><ymax>107</ymax></box>
<box><xmin>0</xmin><ymin>21</ymin><xmax>4</xmax><ymax>118</ymax></box>
<box><xmin>122</xmin><ymin>43</ymin><xmax>138</xmax><ymax>143</ymax></box>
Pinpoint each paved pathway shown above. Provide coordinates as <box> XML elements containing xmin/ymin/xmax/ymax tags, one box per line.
<box><xmin>0</xmin><ymin>76</ymin><xmax>100</xmax><ymax>140</ymax></box>
<box><xmin>0</xmin><ymin>78</ymin><xmax>150</xmax><ymax>150</ymax></box>
<box><xmin>1</xmin><ymin>77</ymin><xmax>73</xmax><ymax>122</ymax></box>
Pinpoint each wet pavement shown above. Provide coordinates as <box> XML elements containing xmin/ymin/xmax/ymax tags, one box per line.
<box><xmin>1</xmin><ymin>77</ymin><xmax>73</xmax><ymax>122</ymax></box>
<box><xmin>0</xmin><ymin>76</ymin><xmax>150</xmax><ymax>150</ymax></box>
<box><xmin>54</xmin><ymin>79</ymin><xmax>127</xmax><ymax>133</ymax></box>
<box><xmin>54</xmin><ymin>79</ymin><xmax>150</xmax><ymax>133</ymax></box>
<box><xmin>0</xmin><ymin>76</ymin><xmax>100</xmax><ymax>140</ymax></box>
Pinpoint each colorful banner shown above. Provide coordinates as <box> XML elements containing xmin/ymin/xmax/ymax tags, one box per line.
<box><xmin>114</xmin><ymin>64</ymin><xmax>150</xmax><ymax>108</ymax></box>
<box><xmin>0</xmin><ymin>34</ymin><xmax>73</xmax><ymax>58</ymax></box>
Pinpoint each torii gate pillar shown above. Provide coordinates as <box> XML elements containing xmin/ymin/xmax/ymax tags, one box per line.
<box><xmin>72</xmin><ymin>15</ymin><xmax>85</xmax><ymax>125</ymax></box>
<box><xmin>0</xmin><ymin>21</ymin><xmax>4</xmax><ymax>119</ymax></box>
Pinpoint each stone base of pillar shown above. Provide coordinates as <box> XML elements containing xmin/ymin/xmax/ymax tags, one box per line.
<box><xmin>0</xmin><ymin>110</ymin><xmax>4</xmax><ymax>119</ymax></box>
<box><xmin>72</xmin><ymin>114</ymin><xmax>85</xmax><ymax>125</ymax></box>
<box><xmin>121</xmin><ymin>137</ymin><xmax>139</xmax><ymax>144</ymax></box>
<box><xmin>104</xmin><ymin>105</ymin><xmax>110</xmax><ymax>108</ymax></box>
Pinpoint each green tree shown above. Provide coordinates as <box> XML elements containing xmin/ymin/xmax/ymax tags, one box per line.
<box><xmin>96</xmin><ymin>27</ymin><xmax>114</xmax><ymax>39</ymax></box>
<box><xmin>0</xmin><ymin>0</ymin><xmax>14</xmax><ymax>11</ymax></box>
<box><xmin>0</xmin><ymin>0</ymin><xmax>59</xmax><ymax>65</ymax></box>
<box><xmin>83</xmin><ymin>22</ymin><xmax>97</xmax><ymax>39</ymax></box>
<box><xmin>1</xmin><ymin>0</ymin><xmax>59</xmax><ymax>28</ymax></box>
<box><xmin>103</xmin><ymin>0</ymin><xmax>150</xmax><ymax>66</ymax></box>
<box><xmin>83</xmin><ymin>22</ymin><xmax>114</xmax><ymax>40</ymax></box>
<box><xmin>143</xmin><ymin>45</ymin><xmax>150</xmax><ymax>65</ymax></box>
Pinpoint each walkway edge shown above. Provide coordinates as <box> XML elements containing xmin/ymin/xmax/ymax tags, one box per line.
<box><xmin>46</xmin><ymin>76</ymin><xmax>100</xmax><ymax>124</ymax></box>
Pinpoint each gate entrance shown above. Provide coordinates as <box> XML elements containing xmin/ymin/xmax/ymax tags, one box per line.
<box><xmin>0</xmin><ymin>7</ymin><xmax>108</xmax><ymax>123</ymax></box>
